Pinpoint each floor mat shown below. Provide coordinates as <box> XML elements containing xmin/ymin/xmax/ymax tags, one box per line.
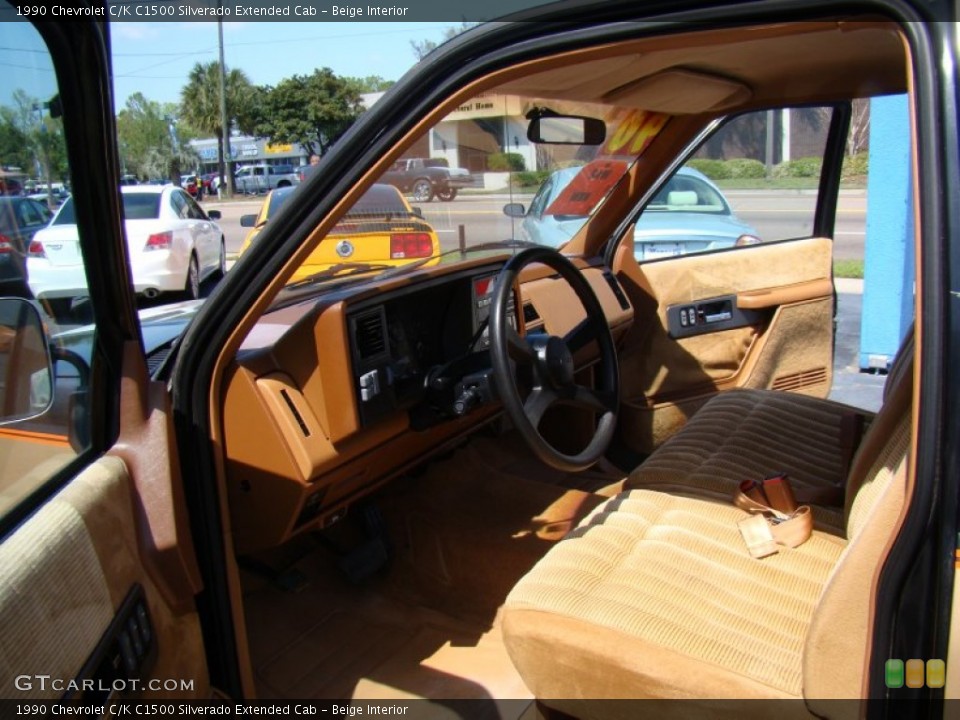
<box><xmin>243</xmin><ymin>434</ymin><xmax>611</xmax><ymax>708</ymax></box>
<box><xmin>246</xmin><ymin>547</ymin><xmax>533</xmax><ymax>707</ymax></box>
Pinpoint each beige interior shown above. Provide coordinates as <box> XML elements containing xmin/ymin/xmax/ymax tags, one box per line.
<box><xmin>200</xmin><ymin>16</ymin><xmax>918</xmax><ymax>708</ymax></box>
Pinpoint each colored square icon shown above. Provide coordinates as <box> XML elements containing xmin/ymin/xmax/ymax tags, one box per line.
<box><xmin>927</xmin><ymin>659</ymin><xmax>946</xmax><ymax>689</ymax></box>
<box><xmin>906</xmin><ymin>659</ymin><xmax>925</xmax><ymax>688</ymax></box>
<box><xmin>885</xmin><ymin>659</ymin><xmax>904</xmax><ymax>688</ymax></box>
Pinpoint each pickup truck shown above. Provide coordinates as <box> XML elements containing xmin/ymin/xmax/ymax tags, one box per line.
<box><xmin>234</xmin><ymin>163</ymin><xmax>300</xmax><ymax>195</ymax></box>
<box><xmin>382</xmin><ymin>157</ymin><xmax>474</xmax><ymax>202</ymax></box>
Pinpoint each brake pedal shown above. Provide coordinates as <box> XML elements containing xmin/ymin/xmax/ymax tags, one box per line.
<box><xmin>333</xmin><ymin>503</ymin><xmax>392</xmax><ymax>583</ymax></box>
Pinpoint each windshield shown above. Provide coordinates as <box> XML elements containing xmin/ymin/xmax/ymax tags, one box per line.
<box><xmin>271</xmin><ymin>89</ymin><xmax>670</xmax><ymax>290</ymax></box>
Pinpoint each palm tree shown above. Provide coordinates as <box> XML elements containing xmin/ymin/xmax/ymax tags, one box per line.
<box><xmin>180</xmin><ymin>62</ymin><xmax>257</xmax><ymax>194</ymax></box>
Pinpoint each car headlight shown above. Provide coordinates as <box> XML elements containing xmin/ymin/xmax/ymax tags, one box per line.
<box><xmin>735</xmin><ymin>234</ymin><xmax>762</xmax><ymax>247</ymax></box>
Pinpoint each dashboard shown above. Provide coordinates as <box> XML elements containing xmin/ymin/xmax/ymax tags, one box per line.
<box><xmin>222</xmin><ymin>258</ymin><xmax>633</xmax><ymax>554</ymax></box>
<box><xmin>349</xmin><ymin>271</ymin><xmax>516</xmax><ymax>429</ymax></box>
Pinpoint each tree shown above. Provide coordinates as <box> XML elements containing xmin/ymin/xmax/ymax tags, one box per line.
<box><xmin>410</xmin><ymin>22</ymin><xmax>478</xmax><ymax>61</ymax></box>
<box><xmin>344</xmin><ymin>75</ymin><xmax>395</xmax><ymax>94</ymax></box>
<box><xmin>0</xmin><ymin>114</ymin><xmax>32</xmax><ymax>172</ymax></box>
<box><xmin>180</xmin><ymin>62</ymin><xmax>258</xmax><ymax>192</ymax></box>
<box><xmin>0</xmin><ymin>89</ymin><xmax>68</xmax><ymax>193</ymax></box>
<box><xmin>116</xmin><ymin>93</ymin><xmax>189</xmax><ymax>179</ymax></box>
<box><xmin>255</xmin><ymin>68</ymin><xmax>363</xmax><ymax>157</ymax></box>
<box><xmin>847</xmin><ymin>98</ymin><xmax>870</xmax><ymax>156</ymax></box>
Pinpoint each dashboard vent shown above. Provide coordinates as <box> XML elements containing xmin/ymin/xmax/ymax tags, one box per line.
<box><xmin>522</xmin><ymin>303</ymin><xmax>541</xmax><ymax>324</ymax></box>
<box><xmin>353</xmin><ymin>310</ymin><xmax>388</xmax><ymax>361</ymax></box>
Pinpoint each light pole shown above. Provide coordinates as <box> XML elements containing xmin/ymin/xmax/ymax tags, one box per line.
<box><xmin>165</xmin><ymin>114</ymin><xmax>181</xmax><ymax>185</ymax></box>
<box><xmin>218</xmin><ymin>15</ymin><xmax>232</xmax><ymax>198</ymax></box>
<box><xmin>31</xmin><ymin>102</ymin><xmax>53</xmax><ymax>209</ymax></box>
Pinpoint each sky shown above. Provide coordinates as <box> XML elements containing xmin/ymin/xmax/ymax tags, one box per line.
<box><xmin>109</xmin><ymin>21</ymin><xmax>450</xmax><ymax>109</ymax></box>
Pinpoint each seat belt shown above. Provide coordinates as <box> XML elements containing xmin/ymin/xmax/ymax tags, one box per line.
<box><xmin>735</xmin><ymin>474</ymin><xmax>813</xmax><ymax>558</ymax></box>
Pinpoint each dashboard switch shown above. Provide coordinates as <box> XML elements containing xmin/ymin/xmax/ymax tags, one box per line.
<box><xmin>359</xmin><ymin>370</ymin><xmax>380</xmax><ymax>401</ymax></box>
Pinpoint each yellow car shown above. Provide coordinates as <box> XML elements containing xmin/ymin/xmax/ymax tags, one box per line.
<box><xmin>239</xmin><ymin>183</ymin><xmax>440</xmax><ymax>282</ymax></box>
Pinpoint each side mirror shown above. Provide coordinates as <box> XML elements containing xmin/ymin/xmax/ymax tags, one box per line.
<box><xmin>240</xmin><ymin>214</ymin><xmax>257</xmax><ymax>228</ymax></box>
<box><xmin>206</xmin><ymin>209</ymin><xmax>222</xmax><ymax>220</ymax></box>
<box><xmin>411</xmin><ymin>206</ymin><xmax>424</xmax><ymax>218</ymax></box>
<box><xmin>503</xmin><ymin>203</ymin><xmax>527</xmax><ymax>218</ymax></box>
<box><xmin>528</xmin><ymin>115</ymin><xmax>606</xmax><ymax>146</ymax></box>
<box><xmin>0</xmin><ymin>298</ymin><xmax>53</xmax><ymax>425</ymax></box>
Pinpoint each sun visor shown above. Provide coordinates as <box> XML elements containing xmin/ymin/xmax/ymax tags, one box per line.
<box><xmin>603</xmin><ymin>68</ymin><xmax>752</xmax><ymax>114</ymax></box>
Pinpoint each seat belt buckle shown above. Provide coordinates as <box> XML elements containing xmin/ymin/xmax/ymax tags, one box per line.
<box><xmin>734</xmin><ymin>473</ymin><xmax>813</xmax><ymax>558</ymax></box>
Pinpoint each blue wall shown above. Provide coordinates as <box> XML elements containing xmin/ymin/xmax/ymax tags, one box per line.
<box><xmin>860</xmin><ymin>94</ymin><xmax>915</xmax><ymax>371</ymax></box>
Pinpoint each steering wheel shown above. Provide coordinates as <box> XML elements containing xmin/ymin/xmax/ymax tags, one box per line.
<box><xmin>489</xmin><ymin>247</ymin><xmax>619</xmax><ymax>473</ymax></box>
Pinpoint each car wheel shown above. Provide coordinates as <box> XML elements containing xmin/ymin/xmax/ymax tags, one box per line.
<box><xmin>183</xmin><ymin>253</ymin><xmax>200</xmax><ymax>300</ymax></box>
<box><xmin>214</xmin><ymin>237</ymin><xmax>227</xmax><ymax>280</ymax></box>
<box><xmin>411</xmin><ymin>179</ymin><xmax>434</xmax><ymax>202</ymax></box>
<box><xmin>436</xmin><ymin>188</ymin><xmax>458</xmax><ymax>201</ymax></box>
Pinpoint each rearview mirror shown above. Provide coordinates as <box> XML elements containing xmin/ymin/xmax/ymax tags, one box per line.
<box><xmin>0</xmin><ymin>298</ymin><xmax>53</xmax><ymax>425</ymax></box>
<box><xmin>528</xmin><ymin>115</ymin><xmax>606</xmax><ymax>145</ymax></box>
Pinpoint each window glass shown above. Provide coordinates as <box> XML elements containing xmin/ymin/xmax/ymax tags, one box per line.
<box><xmin>122</xmin><ymin>192</ymin><xmax>162</xmax><ymax>220</ymax></box>
<box><xmin>183</xmin><ymin>194</ymin><xmax>206</xmax><ymax>220</ymax></box>
<box><xmin>632</xmin><ymin>107</ymin><xmax>834</xmax><ymax>261</ymax></box>
<box><xmin>170</xmin><ymin>191</ymin><xmax>188</xmax><ymax>219</ymax></box>
<box><xmin>0</xmin><ymin>14</ymin><xmax>86</xmax><ymax>518</ymax></box>
<box><xmin>17</xmin><ymin>200</ymin><xmax>42</xmax><ymax>226</ymax></box>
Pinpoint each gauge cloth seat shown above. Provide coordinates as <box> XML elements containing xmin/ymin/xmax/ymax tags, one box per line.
<box><xmin>501</xmin><ymin>340</ymin><xmax>913</xmax><ymax>710</ymax></box>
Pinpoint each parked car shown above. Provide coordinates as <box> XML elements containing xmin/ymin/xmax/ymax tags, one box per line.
<box><xmin>200</xmin><ymin>172</ymin><xmax>219</xmax><ymax>192</ymax></box>
<box><xmin>180</xmin><ymin>173</ymin><xmax>205</xmax><ymax>200</ymax></box>
<box><xmin>234</xmin><ymin>163</ymin><xmax>299</xmax><ymax>194</ymax></box>
<box><xmin>505</xmin><ymin>165</ymin><xmax>760</xmax><ymax>259</ymax></box>
<box><xmin>26</xmin><ymin>189</ymin><xmax>68</xmax><ymax>207</ymax></box>
<box><xmin>381</xmin><ymin>157</ymin><xmax>474</xmax><ymax>201</ymax></box>
<box><xmin>27</xmin><ymin>185</ymin><xmax>225</xmax><ymax>308</ymax></box>
<box><xmin>238</xmin><ymin>184</ymin><xmax>439</xmax><ymax>280</ymax></box>
<box><xmin>3</xmin><ymin>5</ymin><xmax>959</xmax><ymax>714</ymax></box>
<box><xmin>0</xmin><ymin>196</ymin><xmax>54</xmax><ymax>297</ymax></box>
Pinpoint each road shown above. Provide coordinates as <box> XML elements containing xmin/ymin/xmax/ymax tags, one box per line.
<box><xmin>205</xmin><ymin>189</ymin><xmax>867</xmax><ymax>262</ymax></box>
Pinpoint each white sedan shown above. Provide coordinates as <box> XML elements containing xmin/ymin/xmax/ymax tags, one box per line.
<box><xmin>28</xmin><ymin>185</ymin><xmax>226</xmax><ymax>306</ymax></box>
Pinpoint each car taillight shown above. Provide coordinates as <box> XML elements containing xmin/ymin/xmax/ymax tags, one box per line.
<box><xmin>0</xmin><ymin>234</ymin><xmax>13</xmax><ymax>254</ymax></box>
<box><xmin>144</xmin><ymin>231</ymin><xmax>173</xmax><ymax>251</ymax></box>
<box><xmin>390</xmin><ymin>233</ymin><xmax>433</xmax><ymax>259</ymax></box>
<box><xmin>27</xmin><ymin>240</ymin><xmax>46</xmax><ymax>258</ymax></box>
<box><xmin>735</xmin><ymin>234</ymin><xmax>762</xmax><ymax>247</ymax></box>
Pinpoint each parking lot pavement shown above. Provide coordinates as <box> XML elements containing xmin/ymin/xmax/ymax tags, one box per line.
<box><xmin>830</xmin><ymin>278</ymin><xmax>886</xmax><ymax>412</ymax></box>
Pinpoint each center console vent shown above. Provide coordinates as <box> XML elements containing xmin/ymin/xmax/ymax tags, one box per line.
<box><xmin>351</xmin><ymin>308</ymin><xmax>388</xmax><ymax>362</ymax></box>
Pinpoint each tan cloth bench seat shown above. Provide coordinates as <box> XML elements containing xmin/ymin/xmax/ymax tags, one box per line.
<box><xmin>625</xmin><ymin>328</ymin><xmax>913</xmax><ymax>536</ymax></box>
<box><xmin>502</xmin><ymin>335</ymin><xmax>914</xmax><ymax>710</ymax></box>
<box><xmin>625</xmin><ymin>390</ymin><xmax>869</xmax><ymax>534</ymax></box>
<box><xmin>503</xmin><ymin>490</ymin><xmax>847</xmax><ymax>700</ymax></box>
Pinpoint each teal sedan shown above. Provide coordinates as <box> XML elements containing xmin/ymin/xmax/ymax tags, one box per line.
<box><xmin>504</xmin><ymin>165</ymin><xmax>761</xmax><ymax>260</ymax></box>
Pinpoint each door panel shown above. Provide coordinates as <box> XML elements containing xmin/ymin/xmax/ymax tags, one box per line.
<box><xmin>613</xmin><ymin>234</ymin><xmax>835</xmax><ymax>453</ymax></box>
<box><xmin>0</xmin><ymin>455</ymin><xmax>208</xmax><ymax>700</ymax></box>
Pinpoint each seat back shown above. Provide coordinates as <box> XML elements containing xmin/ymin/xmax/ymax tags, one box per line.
<box><xmin>803</xmin><ymin>330</ymin><xmax>914</xmax><ymax>702</ymax></box>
